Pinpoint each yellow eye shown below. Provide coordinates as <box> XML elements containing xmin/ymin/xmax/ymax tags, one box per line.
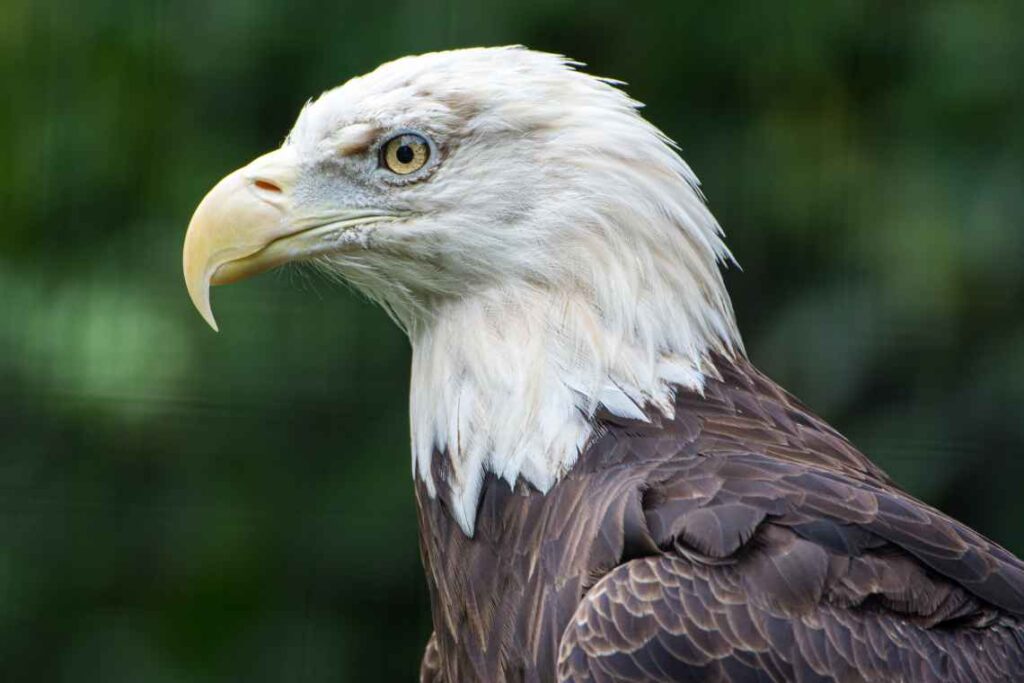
<box><xmin>382</xmin><ymin>133</ymin><xmax>430</xmax><ymax>175</ymax></box>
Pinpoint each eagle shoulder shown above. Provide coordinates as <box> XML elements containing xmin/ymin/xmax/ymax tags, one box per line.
<box><xmin>556</xmin><ymin>358</ymin><xmax>1024</xmax><ymax>681</ymax></box>
<box><xmin>557</xmin><ymin>452</ymin><xmax>1024</xmax><ymax>681</ymax></box>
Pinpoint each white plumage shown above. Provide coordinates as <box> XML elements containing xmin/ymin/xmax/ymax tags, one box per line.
<box><xmin>186</xmin><ymin>46</ymin><xmax>742</xmax><ymax>534</ymax></box>
<box><xmin>285</xmin><ymin>48</ymin><xmax>741</xmax><ymax>533</ymax></box>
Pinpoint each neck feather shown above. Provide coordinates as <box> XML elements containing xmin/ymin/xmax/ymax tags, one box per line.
<box><xmin>337</xmin><ymin>80</ymin><xmax>747</xmax><ymax>535</ymax></box>
<box><xmin>409</xmin><ymin>240</ymin><xmax>742</xmax><ymax>535</ymax></box>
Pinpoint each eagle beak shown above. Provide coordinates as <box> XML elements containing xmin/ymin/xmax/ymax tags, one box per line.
<box><xmin>182</xmin><ymin>147</ymin><xmax>303</xmax><ymax>331</ymax></box>
<box><xmin>182</xmin><ymin>147</ymin><xmax>393</xmax><ymax>331</ymax></box>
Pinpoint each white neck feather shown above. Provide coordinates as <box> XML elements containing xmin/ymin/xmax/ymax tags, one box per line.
<box><xmin>309</xmin><ymin>50</ymin><xmax>747</xmax><ymax>535</ymax></box>
<box><xmin>407</xmin><ymin>195</ymin><xmax>742</xmax><ymax>535</ymax></box>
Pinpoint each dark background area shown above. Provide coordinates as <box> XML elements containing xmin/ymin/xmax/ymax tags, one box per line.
<box><xmin>2</xmin><ymin>1</ymin><xmax>1023</xmax><ymax>680</ymax></box>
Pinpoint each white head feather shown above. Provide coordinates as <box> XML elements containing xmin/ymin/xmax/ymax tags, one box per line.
<box><xmin>286</xmin><ymin>47</ymin><xmax>742</xmax><ymax>534</ymax></box>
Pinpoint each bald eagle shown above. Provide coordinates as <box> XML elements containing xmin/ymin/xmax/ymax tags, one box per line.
<box><xmin>182</xmin><ymin>47</ymin><xmax>1024</xmax><ymax>682</ymax></box>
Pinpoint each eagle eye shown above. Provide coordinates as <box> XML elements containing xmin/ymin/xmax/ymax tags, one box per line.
<box><xmin>381</xmin><ymin>133</ymin><xmax>430</xmax><ymax>175</ymax></box>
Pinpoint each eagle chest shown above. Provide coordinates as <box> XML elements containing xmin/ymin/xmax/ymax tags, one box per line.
<box><xmin>415</xmin><ymin>466</ymin><xmax>654</xmax><ymax>682</ymax></box>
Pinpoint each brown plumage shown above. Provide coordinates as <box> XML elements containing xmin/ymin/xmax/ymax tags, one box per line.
<box><xmin>417</xmin><ymin>356</ymin><xmax>1024</xmax><ymax>682</ymax></box>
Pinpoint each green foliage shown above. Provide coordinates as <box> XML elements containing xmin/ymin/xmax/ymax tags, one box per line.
<box><xmin>2</xmin><ymin>1</ymin><xmax>1022</xmax><ymax>679</ymax></box>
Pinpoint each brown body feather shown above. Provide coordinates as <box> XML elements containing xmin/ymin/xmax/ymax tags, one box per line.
<box><xmin>417</xmin><ymin>357</ymin><xmax>1024</xmax><ymax>681</ymax></box>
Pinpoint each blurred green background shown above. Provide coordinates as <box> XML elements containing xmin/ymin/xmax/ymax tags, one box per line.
<box><xmin>2</xmin><ymin>1</ymin><xmax>1023</xmax><ymax>680</ymax></box>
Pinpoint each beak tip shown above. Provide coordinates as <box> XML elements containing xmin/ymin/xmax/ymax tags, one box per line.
<box><xmin>194</xmin><ymin>294</ymin><xmax>220</xmax><ymax>332</ymax></box>
<box><xmin>184</xmin><ymin>267</ymin><xmax>221</xmax><ymax>332</ymax></box>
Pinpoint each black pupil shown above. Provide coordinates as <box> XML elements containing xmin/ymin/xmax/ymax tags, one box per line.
<box><xmin>396</xmin><ymin>144</ymin><xmax>415</xmax><ymax>164</ymax></box>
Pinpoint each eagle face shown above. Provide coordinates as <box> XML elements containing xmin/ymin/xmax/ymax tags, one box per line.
<box><xmin>185</xmin><ymin>47</ymin><xmax>630</xmax><ymax>331</ymax></box>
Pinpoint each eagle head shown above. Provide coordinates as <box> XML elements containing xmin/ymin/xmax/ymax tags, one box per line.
<box><xmin>183</xmin><ymin>46</ymin><xmax>742</xmax><ymax>534</ymax></box>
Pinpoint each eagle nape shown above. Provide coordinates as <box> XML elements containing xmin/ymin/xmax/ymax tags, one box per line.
<box><xmin>181</xmin><ymin>47</ymin><xmax>1024</xmax><ymax>682</ymax></box>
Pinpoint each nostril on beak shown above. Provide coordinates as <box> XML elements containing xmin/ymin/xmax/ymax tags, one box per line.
<box><xmin>253</xmin><ymin>179</ymin><xmax>283</xmax><ymax>194</ymax></box>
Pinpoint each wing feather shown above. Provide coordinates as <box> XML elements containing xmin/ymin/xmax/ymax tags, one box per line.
<box><xmin>557</xmin><ymin>356</ymin><xmax>1024</xmax><ymax>681</ymax></box>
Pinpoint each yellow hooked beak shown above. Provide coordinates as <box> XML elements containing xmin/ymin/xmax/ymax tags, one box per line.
<box><xmin>182</xmin><ymin>147</ymin><xmax>396</xmax><ymax>331</ymax></box>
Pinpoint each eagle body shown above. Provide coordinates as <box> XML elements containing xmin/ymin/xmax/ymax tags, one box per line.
<box><xmin>180</xmin><ymin>47</ymin><xmax>1024</xmax><ymax>682</ymax></box>
<box><xmin>417</xmin><ymin>356</ymin><xmax>1024</xmax><ymax>682</ymax></box>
